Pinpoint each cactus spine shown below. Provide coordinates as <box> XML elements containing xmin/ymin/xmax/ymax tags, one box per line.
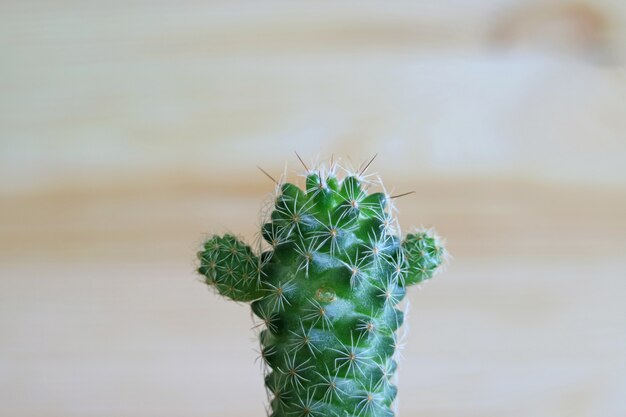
<box><xmin>197</xmin><ymin>158</ymin><xmax>445</xmax><ymax>417</ymax></box>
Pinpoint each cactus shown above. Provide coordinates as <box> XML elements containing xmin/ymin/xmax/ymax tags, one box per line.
<box><xmin>196</xmin><ymin>157</ymin><xmax>445</xmax><ymax>417</ymax></box>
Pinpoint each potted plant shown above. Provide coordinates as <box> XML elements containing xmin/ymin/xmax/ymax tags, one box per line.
<box><xmin>196</xmin><ymin>156</ymin><xmax>446</xmax><ymax>416</ymax></box>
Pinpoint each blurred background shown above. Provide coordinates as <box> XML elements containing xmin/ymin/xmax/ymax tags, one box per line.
<box><xmin>1</xmin><ymin>1</ymin><xmax>625</xmax><ymax>416</ymax></box>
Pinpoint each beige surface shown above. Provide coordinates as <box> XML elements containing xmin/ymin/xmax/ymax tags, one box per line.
<box><xmin>2</xmin><ymin>176</ymin><xmax>625</xmax><ymax>417</ymax></box>
<box><xmin>1</xmin><ymin>1</ymin><xmax>626</xmax><ymax>416</ymax></box>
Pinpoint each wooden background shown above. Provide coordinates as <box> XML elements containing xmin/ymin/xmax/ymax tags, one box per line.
<box><xmin>1</xmin><ymin>1</ymin><xmax>625</xmax><ymax>416</ymax></box>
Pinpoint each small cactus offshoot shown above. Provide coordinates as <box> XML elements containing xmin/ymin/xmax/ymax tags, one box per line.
<box><xmin>196</xmin><ymin>156</ymin><xmax>446</xmax><ymax>417</ymax></box>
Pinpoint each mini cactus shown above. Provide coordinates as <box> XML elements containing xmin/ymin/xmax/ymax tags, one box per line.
<box><xmin>196</xmin><ymin>156</ymin><xmax>445</xmax><ymax>417</ymax></box>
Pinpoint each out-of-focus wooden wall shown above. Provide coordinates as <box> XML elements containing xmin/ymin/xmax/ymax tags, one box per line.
<box><xmin>1</xmin><ymin>1</ymin><xmax>625</xmax><ymax>416</ymax></box>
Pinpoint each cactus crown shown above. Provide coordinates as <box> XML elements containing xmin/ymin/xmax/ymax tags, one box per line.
<box><xmin>197</xmin><ymin>158</ymin><xmax>445</xmax><ymax>417</ymax></box>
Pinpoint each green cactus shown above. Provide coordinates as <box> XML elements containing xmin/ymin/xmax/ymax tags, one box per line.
<box><xmin>197</xmin><ymin>158</ymin><xmax>445</xmax><ymax>417</ymax></box>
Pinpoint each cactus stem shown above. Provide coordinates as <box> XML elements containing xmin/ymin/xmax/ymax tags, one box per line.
<box><xmin>196</xmin><ymin>157</ymin><xmax>447</xmax><ymax>417</ymax></box>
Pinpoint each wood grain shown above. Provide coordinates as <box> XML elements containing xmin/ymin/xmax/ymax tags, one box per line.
<box><xmin>1</xmin><ymin>1</ymin><xmax>625</xmax><ymax>416</ymax></box>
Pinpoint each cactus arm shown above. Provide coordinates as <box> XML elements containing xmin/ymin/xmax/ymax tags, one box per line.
<box><xmin>197</xmin><ymin>234</ymin><xmax>263</xmax><ymax>302</ymax></box>
<box><xmin>401</xmin><ymin>230</ymin><xmax>446</xmax><ymax>286</ymax></box>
